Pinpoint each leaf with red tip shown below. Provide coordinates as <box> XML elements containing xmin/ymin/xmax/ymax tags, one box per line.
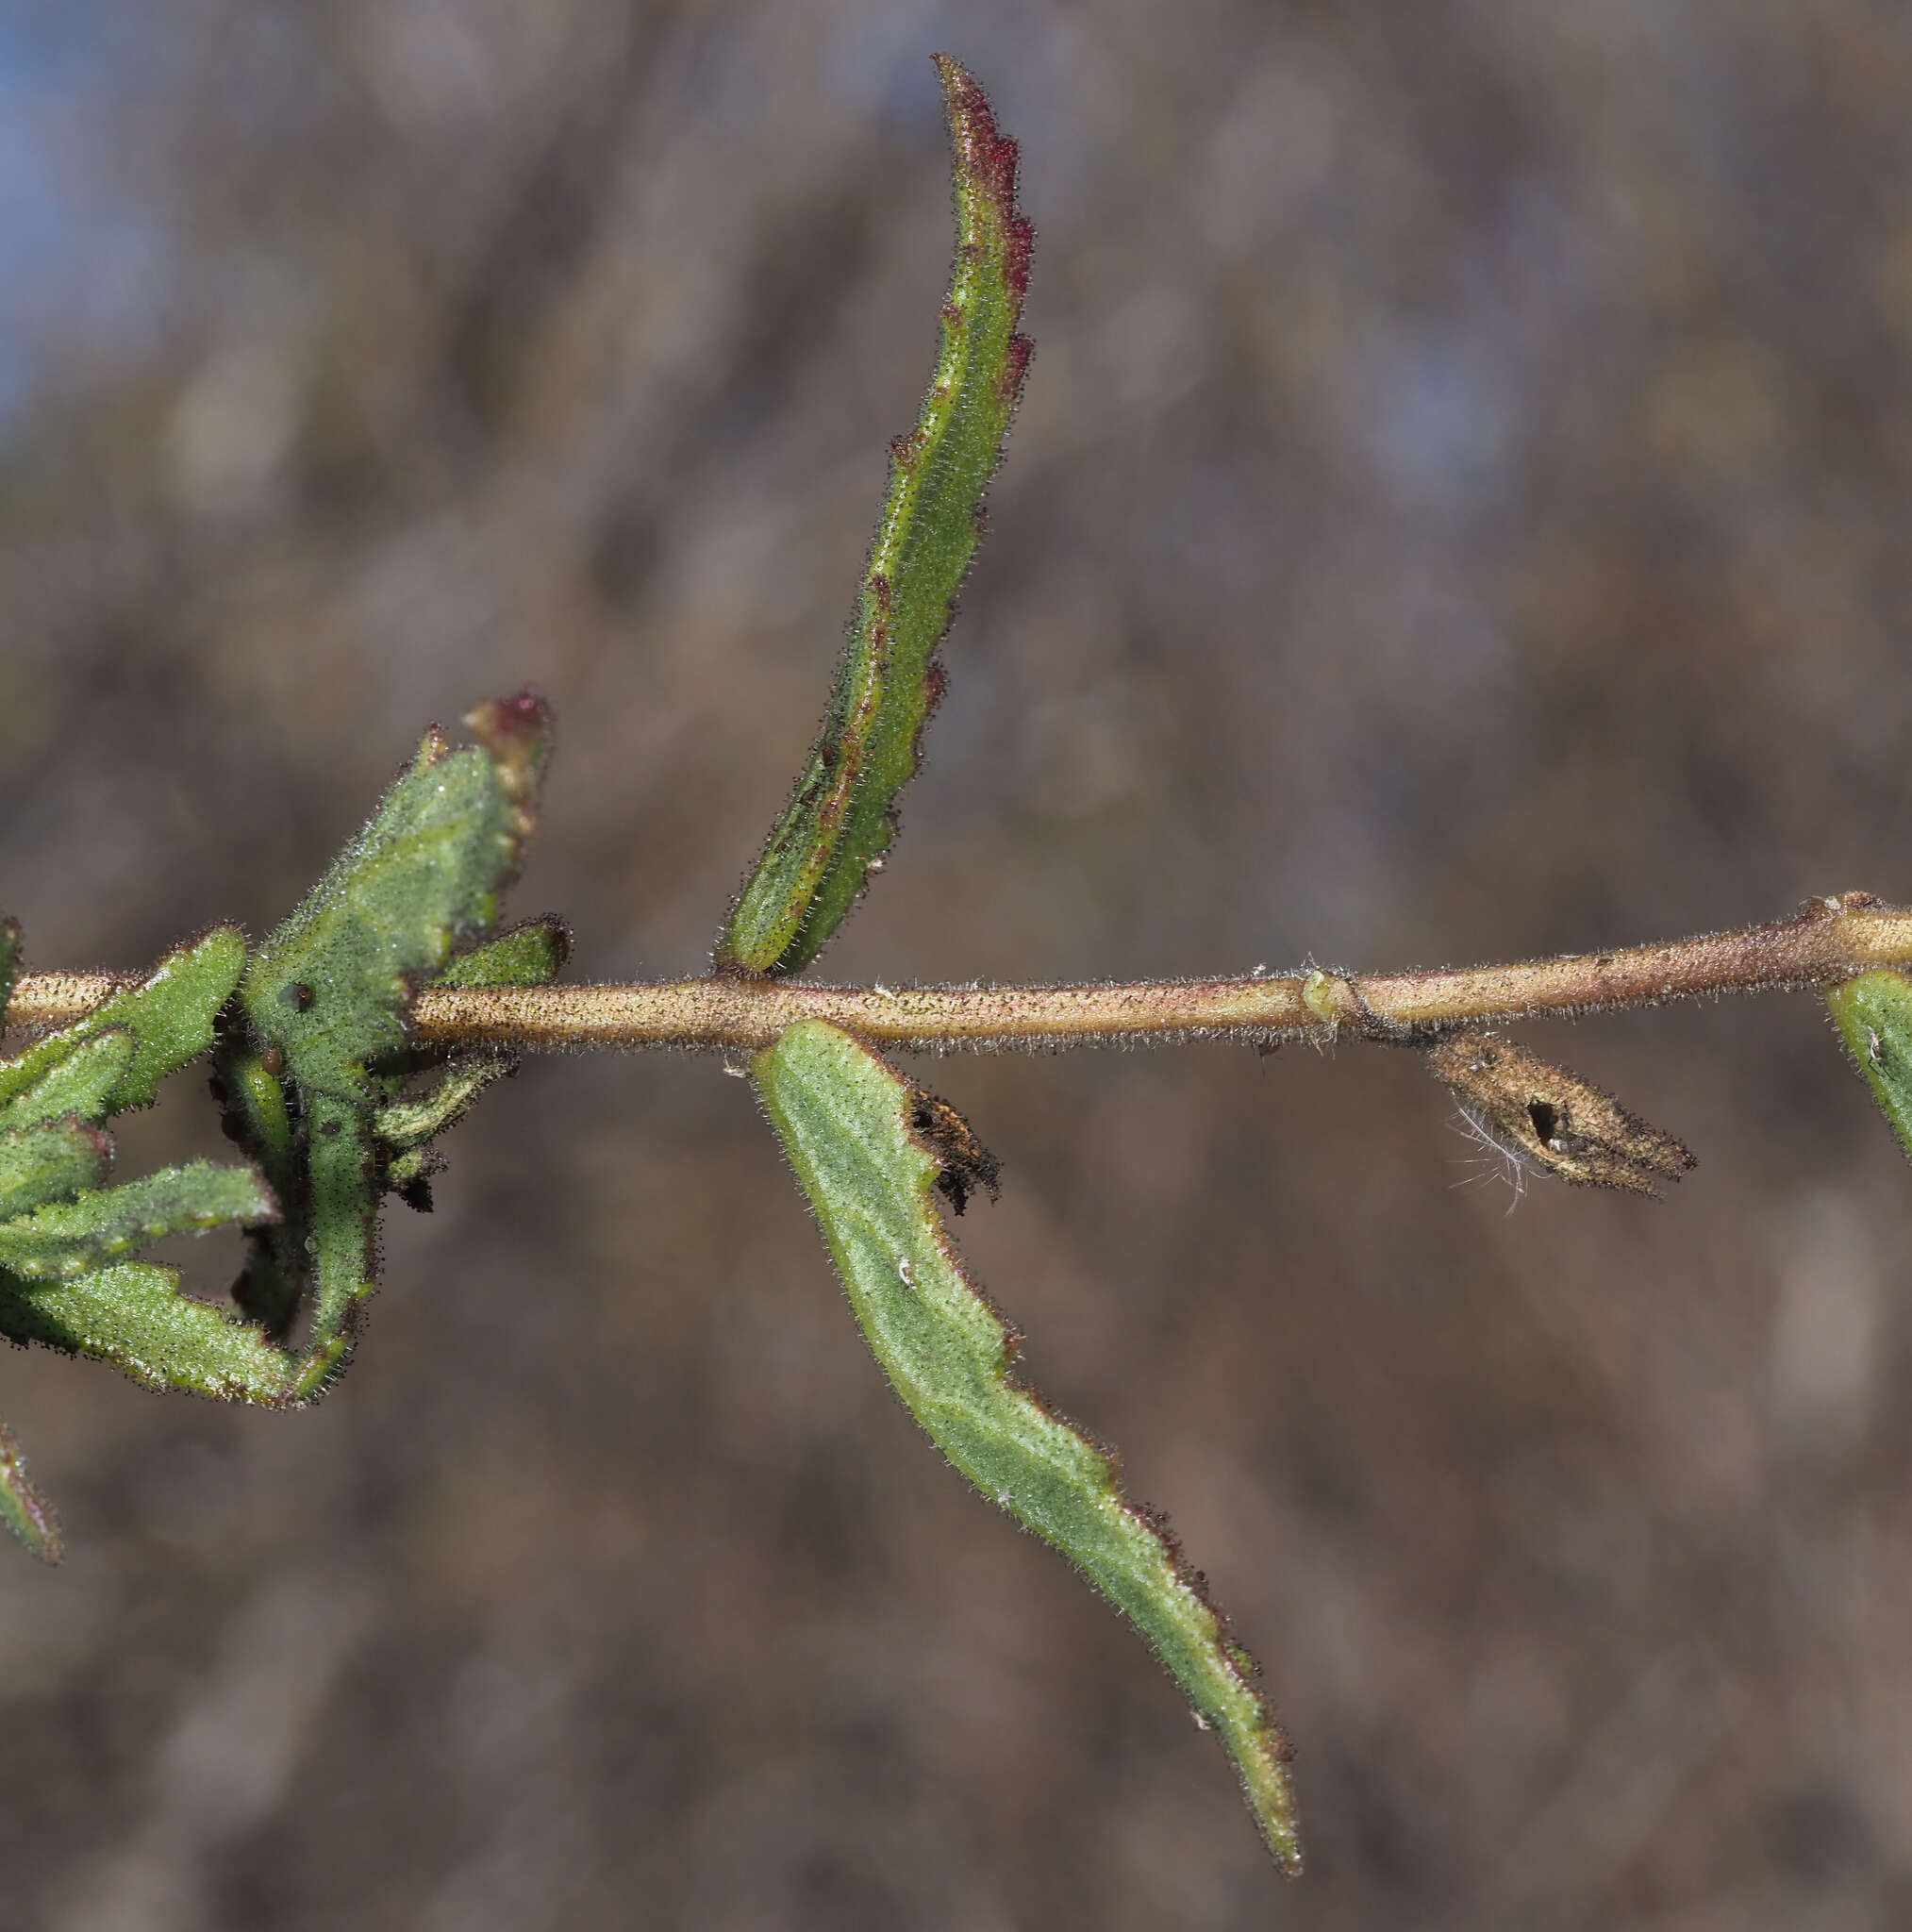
<box><xmin>720</xmin><ymin>57</ymin><xmax>1034</xmax><ymax>974</ymax></box>
<box><xmin>464</xmin><ymin>691</ymin><xmax>555</xmax><ymax>845</ymax></box>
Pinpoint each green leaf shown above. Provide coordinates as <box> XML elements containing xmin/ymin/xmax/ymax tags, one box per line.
<box><xmin>0</xmin><ymin>927</ymin><xmax>245</xmax><ymax>1119</ymax></box>
<box><xmin>720</xmin><ymin>56</ymin><xmax>1034</xmax><ymax>974</ymax></box>
<box><xmin>1826</xmin><ymin>969</ymin><xmax>1912</xmax><ymax>1159</ymax></box>
<box><xmin>753</xmin><ymin>1020</ymin><xmax>1302</xmax><ymax>1873</ymax></box>
<box><xmin>0</xmin><ymin>1261</ymin><xmax>295</xmax><ymax>1402</ymax></box>
<box><xmin>0</xmin><ymin>1035</ymin><xmax>140</xmax><ymax>1136</ymax></box>
<box><xmin>374</xmin><ymin>1058</ymin><xmax>514</xmax><ymax>1153</ymax></box>
<box><xmin>0</xmin><ymin>1030</ymin><xmax>137</xmax><ymax>1134</ymax></box>
<box><xmin>298</xmin><ymin>1091</ymin><xmax>378</xmax><ymax>1380</ymax></box>
<box><xmin>241</xmin><ymin>719</ymin><xmax>544</xmax><ymax>1101</ymax></box>
<box><xmin>0</xmin><ymin>1160</ymin><xmax>274</xmax><ymax>1282</ymax></box>
<box><xmin>232</xmin><ymin>696</ymin><xmax>552</xmax><ymax>1379</ymax></box>
<box><xmin>372</xmin><ymin>915</ymin><xmax>561</xmax><ymax>1174</ymax></box>
<box><xmin>216</xmin><ymin>1046</ymin><xmax>294</xmax><ymax>1174</ymax></box>
<box><xmin>0</xmin><ymin>1118</ymin><xmax>112</xmax><ymax>1220</ymax></box>
<box><xmin>0</xmin><ymin>1415</ymin><xmax>60</xmax><ymax>1562</ymax></box>
<box><xmin>437</xmin><ymin>916</ymin><xmax>570</xmax><ymax>990</ymax></box>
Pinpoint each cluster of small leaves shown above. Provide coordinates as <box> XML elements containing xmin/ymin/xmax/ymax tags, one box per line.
<box><xmin>0</xmin><ymin>695</ymin><xmax>559</xmax><ymax>1557</ymax></box>
<box><xmin>0</xmin><ymin>922</ymin><xmax>268</xmax><ymax>1558</ymax></box>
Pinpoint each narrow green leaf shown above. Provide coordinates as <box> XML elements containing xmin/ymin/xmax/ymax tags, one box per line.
<box><xmin>1827</xmin><ymin>969</ymin><xmax>1912</xmax><ymax>1160</ymax></box>
<box><xmin>367</xmin><ymin>913</ymin><xmax>562</xmax><ymax>1195</ymax></box>
<box><xmin>217</xmin><ymin>1046</ymin><xmax>295</xmax><ymax>1174</ymax></box>
<box><xmin>0</xmin><ymin>1160</ymin><xmax>275</xmax><ymax>1282</ymax></box>
<box><xmin>753</xmin><ymin>1020</ymin><xmax>1302</xmax><ymax>1873</ymax></box>
<box><xmin>720</xmin><ymin>57</ymin><xmax>1034</xmax><ymax>974</ymax></box>
<box><xmin>300</xmin><ymin>1091</ymin><xmax>378</xmax><ymax>1379</ymax></box>
<box><xmin>0</xmin><ymin>927</ymin><xmax>245</xmax><ymax>1119</ymax></box>
<box><xmin>374</xmin><ymin>1058</ymin><xmax>514</xmax><ymax>1153</ymax></box>
<box><xmin>0</xmin><ymin>1030</ymin><xmax>137</xmax><ymax>1134</ymax></box>
<box><xmin>0</xmin><ymin>1118</ymin><xmax>113</xmax><ymax>1220</ymax></box>
<box><xmin>0</xmin><ymin>1415</ymin><xmax>60</xmax><ymax>1562</ymax></box>
<box><xmin>437</xmin><ymin>916</ymin><xmax>570</xmax><ymax>990</ymax></box>
<box><xmin>0</xmin><ymin>1261</ymin><xmax>295</xmax><ymax>1402</ymax></box>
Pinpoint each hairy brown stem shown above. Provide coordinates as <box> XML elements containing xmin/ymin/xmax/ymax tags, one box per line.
<box><xmin>9</xmin><ymin>894</ymin><xmax>1909</xmax><ymax>1054</ymax></box>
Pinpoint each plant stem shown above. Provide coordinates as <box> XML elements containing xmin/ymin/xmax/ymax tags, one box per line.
<box><xmin>10</xmin><ymin>894</ymin><xmax>1910</xmax><ymax>1055</ymax></box>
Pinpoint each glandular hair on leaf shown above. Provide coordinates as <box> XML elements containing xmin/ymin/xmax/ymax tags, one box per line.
<box><xmin>1424</xmin><ymin>1036</ymin><xmax>1695</xmax><ymax>1197</ymax></box>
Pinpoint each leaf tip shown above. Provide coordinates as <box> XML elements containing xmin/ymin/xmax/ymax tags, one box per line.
<box><xmin>0</xmin><ymin>1422</ymin><xmax>62</xmax><ymax>1564</ymax></box>
<box><xmin>465</xmin><ymin>689</ymin><xmax>555</xmax><ymax>839</ymax></box>
<box><xmin>933</xmin><ymin>55</ymin><xmax>1032</xmax><ymax>300</ymax></box>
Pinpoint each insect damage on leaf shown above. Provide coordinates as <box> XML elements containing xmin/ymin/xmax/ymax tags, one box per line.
<box><xmin>907</xmin><ymin>1085</ymin><xmax>1001</xmax><ymax>1214</ymax></box>
<box><xmin>754</xmin><ymin>1019</ymin><xmax>1302</xmax><ymax>1874</ymax></box>
<box><xmin>1426</xmin><ymin>1035</ymin><xmax>1695</xmax><ymax>1197</ymax></box>
<box><xmin>719</xmin><ymin>56</ymin><xmax>1034</xmax><ymax>975</ymax></box>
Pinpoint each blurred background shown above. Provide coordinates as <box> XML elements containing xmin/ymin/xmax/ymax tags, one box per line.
<box><xmin>1</xmin><ymin>1</ymin><xmax>1911</xmax><ymax>1925</ymax></box>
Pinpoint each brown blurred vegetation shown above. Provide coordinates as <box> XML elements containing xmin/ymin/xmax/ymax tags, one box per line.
<box><xmin>4</xmin><ymin>2</ymin><xmax>1912</xmax><ymax>1925</ymax></box>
